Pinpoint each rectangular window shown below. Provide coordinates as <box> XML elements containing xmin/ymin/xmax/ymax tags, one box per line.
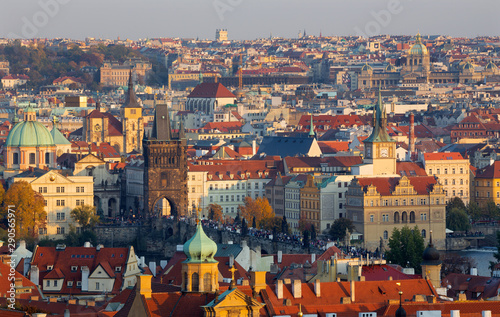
<box><xmin>254</xmin><ymin>183</ymin><xmax>259</xmax><ymax>189</ymax></box>
<box><xmin>338</xmin><ymin>193</ymin><xmax>342</xmax><ymax>198</ymax></box>
<box><xmin>76</xmin><ymin>187</ymin><xmax>80</xmax><ymax>193</ymax></box>
<box><xmin>429</xmin><ymin>169</ymin><xmax>432</xmax><ymax>175</ymax></box>
<box><xmin>56</xmin><ymin>187</ymin><xmax>65</xmax><ymax>193</ymax></box>
<box><xmin>96</xmin><ymin>282</ymin><xmax>100</xmax><ymax>290</ymax></box>
<box><xmin>209</xmin><ymin>184</ymin><xmax>213</xmax><ymax>191</ymax></box>
<box><xmin>209</xmin><ymin>196</ymin><xmax>213</xmax><ymax>202</ymax></box>
<box><xmin>370</xmin><ymin>215</ymin><xmax>374</xmax><ymax>222</ymax></box>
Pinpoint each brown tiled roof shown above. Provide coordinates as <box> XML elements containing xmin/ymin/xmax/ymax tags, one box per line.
<box><xmin>476</xmin><ymin>161</ymin><xmax>500</xmax><ymax>179</ymax></box>
<box><xmin>187</xmin><ymin>82</ymin><xmax>236</xmax><ymax>98</ymax></box>
<box><xmin>357</xmin><ymin>176</ymin><xmax>437</xmax><ymax>196</ymax></box>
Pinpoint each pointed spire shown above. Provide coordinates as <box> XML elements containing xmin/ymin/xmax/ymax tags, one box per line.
<box><xmin>308</xmin><ymin>113</ymin><xmax>315</xmax><ymax>138</ymax></box>
<box><xmin>123</xmin><ymin>70</ymin><xmax>140</xmax><ymax>108</ymax></box>
<box><xmin>151</xmin><ymin>104</ymin><xmax>172</xmax><ymax>141</ymax></box>
<box><xmin>429</xmin><ymin>230</ymin><xmax>433</xmax><ymax>247</ymax></box>
<box><xmin>178</xmin><ymin>116</ymin><xmax>185</xmax><ymax>140</ymax></box>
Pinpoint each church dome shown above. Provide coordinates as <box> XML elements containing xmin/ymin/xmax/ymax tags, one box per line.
<box><xmin>395</xmin><ymin>305</ymin><xmax>407</xmax><ymax>317</ymax></box>
<box><xmin>386</xmin><ymin>64</ymin><xmax>397</xmax><ymax>72</ymax></box>
<box><xmin>421</xmin><ymin>233</ymin><xmax>441</xmax><ymax>265</ymax></box>
<box><xmin>485</xmin><ymin>61</ymin><xmax>498</xmax><ymax>70</ymax></box>
<box><xmin>183</xmin><ymin>221</ymin><xmax>218</xmax><ymax>263</ymax></box>
<box><xmin>50</xmin><ymin>127</ymin><xmax>71</xmax><ymax>145</ymax></box>
<box><xmin>6</xmin><ymin>117</ymin><xmax>55</xmax><ymax>147</ymax></box>
<box><xmin>361</xmin><ymin>63</ymin><xmax>373</xmax><ymax>72</ymax></box>
<box><xmin>408</xmin><ymin>33</ymin><xmax>428</xmax><ymax>56</ymax></box>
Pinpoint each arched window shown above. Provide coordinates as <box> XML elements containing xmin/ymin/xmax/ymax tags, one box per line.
<box><xmin>394</xmin><ymin>212</ymin><xmax>400</xmax><ymax>223</ymax></box>
<box><xmin>402</xmin><ymin>212</ymin><xmax>408</xmax><ymax>223</ymax></box>
<box><xmin>421</xmin><ymin>229</ymin><xmax>426</xmax><ymax>238</ymax></box>
<box><xmin>409</xmin><ymin>211</ymin><xmax>415</xmax><ymax>223</ymax></box>
<box><xmin>383</xmin><ymin>231</ymin><xmax>388</xmax><ymax>239</ymax></box>
<box><xmin>13</xmin><ymin>153</ymin><xmax>19</xmax><ymax>165</ymax></box>
<box><xmin>203</xmin><ymin>273</ymin><xmax>211</xmax><ymax>292</ymax></box>
<box><xmin>161</xmin><ymin>172</ymin><xmax>168</xmax><ymax>187</ymax></box>
<box><xmin>192</xmin><ymin>272</ymin><xmax>199</xmax><ymax>292</ymax></box>
<box><xmin>45</xmin><ymin>152</ymin><xmax>50</xmax><ymax>164</ymax></box>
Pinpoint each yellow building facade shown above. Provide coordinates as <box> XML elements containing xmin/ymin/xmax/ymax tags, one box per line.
<box><xmin>473</xmin><ymin>161</ymin><xmax>500</xmax><ymax>208</ymax></box>
<box><xmin>423</xmin><ymin>152</ymin><xmax>471</xmax><ymax>204</ymax></box>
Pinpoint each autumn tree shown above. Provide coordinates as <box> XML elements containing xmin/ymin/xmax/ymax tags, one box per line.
<box><xmin>2</xmin><ymin>181</ymin><xmax>46</xmax><ymax>239</ymax></box>
<box><xmin>238</xmin><ymin>197</ymin><xmax>275</xmax><ymax>229</ymax></box>
<box><xmin>70</xmin><ymin>205</ymin><xmax>100</xmax><ymax>231</ymax></box>
<box><xmin>208</xmin><ymin>204</ymin><xmax>223</xmax><ymax>223</ymax></box>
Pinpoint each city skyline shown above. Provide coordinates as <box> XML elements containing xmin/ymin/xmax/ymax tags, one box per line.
<box><xmin>0</xmin><ymin>0</ymin><xmax>499</xmax><ymax>40</ymax></box>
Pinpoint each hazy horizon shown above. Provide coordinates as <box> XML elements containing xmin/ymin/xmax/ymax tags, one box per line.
<box><xmin>1</xmin><ymin>0</ymin><xmax>499</xmax><ymax>41</ymax></box>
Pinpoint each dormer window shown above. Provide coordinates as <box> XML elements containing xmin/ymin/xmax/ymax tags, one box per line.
<box><xmin>67</xmin><ymin>281</ymin><xmax>73</xmax><ymax>287</ymax></box>
<box><xmin>115</xmin><ymin>266</ymin><xmax>122</xmax><ymax>272</ymax></box>
<box><xmin>71</xmin><ymin>266</ymin><xmax>78</xmax><ymax>272</ymax></box>
<box><xmin>47</xmin><ymin>265</ymin><xmax>53</xmax><ymax>271</ymax></box>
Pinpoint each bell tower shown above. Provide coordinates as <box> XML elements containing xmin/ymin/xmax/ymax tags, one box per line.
<box><xmin>121</xmin><ymin>70</ymin><xmax>144</xmax><ymax>154</ymax></box>
<box><xmin>363</xmin><ymin>88</ymin><xmax>397</xmax><ymax>175</ymax></box>
<box><xmin>143</xmin><ymin>104</ymin><xmax>188</xmax><ymax>218</ymax></box>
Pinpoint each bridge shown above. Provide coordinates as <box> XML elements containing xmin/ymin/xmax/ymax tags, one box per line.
<box><xmin>94</xmin><ymin>218</ymin><xmax>324</xmax><ymax>261</ymax></box>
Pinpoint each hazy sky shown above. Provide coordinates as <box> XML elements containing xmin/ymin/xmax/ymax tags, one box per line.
<box><xmin>1</xmin><ymin>0</ymin><xmax>499</xmax><ymax>40</ymax></box>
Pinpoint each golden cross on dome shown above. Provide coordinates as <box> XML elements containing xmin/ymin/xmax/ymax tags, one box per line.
<box><xmin>229</xmin><ymin>265</ymin><xmax>237</xmax><ymax>282</ymax></box>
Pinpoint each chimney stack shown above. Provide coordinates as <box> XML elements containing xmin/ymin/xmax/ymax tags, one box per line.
<box><xmin>292</xmin><ymin>280</ymin><xmax>302</xmax><ymax>299</ymax></box>
<box><xmin>314</xmin><ymin>279</ymin><xmax>321</xmax><ymax>297</ymax></box>
<box><xmin>136</xmin><ymin>274</ymin><xmax>153</xmax><ymax>299</ymax></box>
<box><xmin>350</xmin><ymin>280</ymin><xmax>355</xmax><ymax>303</ymax></box>
<box><xmin>409</xmin><ymin>112</ymin><xmax>415</xmax><ymax>160</ymax></box>
<box><xmin>276</xmin><ymin>279</ymin><xmax>283</xmax><ymax>299</ymax></box>
<box><xmin>277</xmin><ymin>251</ymin><xmax>282</xmax><ymax>264</ymax></box>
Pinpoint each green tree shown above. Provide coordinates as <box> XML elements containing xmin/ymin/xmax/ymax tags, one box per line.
<box><xmin>207</xmin><ymin>204</ymin><xmax>223</xmax><ymax>223</ymax></box>
<box><xmin>70</xmin><ymin>205</ymin><xmax>100</xmax><ymax>231</ymax></box>
<box><xmin>486</xmin><ymin>200</ymin><xmax>500</xmax><ymax>221</ymax></box>
<box><xmin>329</xmin><ymin>218</ymin><xmax>355</xmax><ymax>241</ymax></box>
<box><xmin>446</xmin><ymin>207</ymin><xmax>471</xmax><ymax>232</ymax></box>
<box><xmin>466</xmin><ymin>202</ymin><xmax>482</xmax><ymax>222</ymax></box>
<box><xmin>446</xmin><ymin>197</ymin><xmax>466</xmax><ymax>213</ymax></box>
<box><xmin>2</xmin><ymin>181</ymin><xmax>46</xmax><ymax>239</ymax></box>
<box><xmin>386</xmin><ymin>226</ymin><xmax>425</xmax><ymax>274</ymax></box>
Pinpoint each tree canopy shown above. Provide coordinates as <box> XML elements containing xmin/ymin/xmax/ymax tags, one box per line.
<box><xmin>70</xmin><ymin>205</ymin><xmax>100</xmax><ymax>231</ymax></box>
<box><xmin>329</xmin><ymin>218</ymin><xmax>355</xmax><ymax>241</ymax></box>
<box><xmin>2</xmin><ymin>181</ymin><xmax>46</xmax><ymax>239</ymax></box>
<box><xmin>208</xmin><ymin>204</ymin><xmax>223</xmax><ymax>223</ymax></box>
<box><xmin>385</xmin><ymin>226</ymin><xmax>425</xmax><ymax>273</ymax></box>
<box><xmin>446</xmin><ymin>207</ymin><xmax>471</xmax><ymax>232</ymax></box>
<box><xmin>238</xmin><ymin>197</ymin><xmax>275</xmax><ymax>229</ymax></box>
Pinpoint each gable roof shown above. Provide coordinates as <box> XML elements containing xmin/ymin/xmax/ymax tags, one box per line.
<box><xmin>187</xmin><ymin>83</ymin><xmax>236</xmax><ymax>99</ymax></box>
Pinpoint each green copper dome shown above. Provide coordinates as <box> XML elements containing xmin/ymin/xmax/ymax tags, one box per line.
<box><xmin>183</xmin><ymin>222</ymin><xmax>217</xmax><ymax>263</ymax></box>
<box><xmin>409</xmin><ymin>33</ymin><xmax>428</xmax><ymax>56</ymax></box>
<box><xmin>6</xmin><ymin>121</ymin><xmax>55</xmax><ymax>147</ymax></box>
<box><xmin>50</xmin><ymin>127</ymin><xmax>71</xmax><ymax>145</ymax></box>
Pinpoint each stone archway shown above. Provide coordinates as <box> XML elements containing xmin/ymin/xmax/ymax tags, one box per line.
<box><xmin>108</xmin><ymin>198</ymin><xmax>117</xmax><ymax>217</ymax></box>
<box><xmin>152</xmin><ymin>196</ymin><xmax>176</xmax><ymax>218</ymax></box>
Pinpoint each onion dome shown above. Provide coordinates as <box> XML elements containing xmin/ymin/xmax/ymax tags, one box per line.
<box><xmin>6</xmin><ymin>107</ymin><xmax>55</xmax><ymax>147</ymax></box>
<box><xmin>421</xmin><ymin>232</ymin><xmax>441</xmax><ymax>265</ymax></box>
<box><xmin>183</xmin><ymin>221</ymin><xmax>218</xmax><ymax>263</ymax></box>
<box><xmin>408</xmin><ymin>33</ymin><xmax>428</xmax><ymax>55</ymax></box>
<box><xmin>395</xmin><ymin>303</ymin><xmax>406</xmax><ymax>317</ymax></box>
<box><xmin>386</xmin><ymin>64</ymin><xmax>397</xmax><ymax>72</ymax></box>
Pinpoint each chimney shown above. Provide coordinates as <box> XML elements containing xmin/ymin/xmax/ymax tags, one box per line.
<box><xmin>314</xmin><ymin>279</ymin><xmax>321</xmax><ymax>297</ymax></box>
<box><xmin>229</xmin><ymin>254</ymin><xmax>235</xmax><ymax>268</ymax></box>
<box><xmin>64</xmin><ymin>309</ymin><xmax>70</xmax><ymax>317</ymax></box>
<box><xmin>149</xmin><ymin>262</ymin><xmax>157</xmax><ymax>277</ymax></box>
<box><xmin>350</xmin><ymin>280</ymin><xmax>355</xmax><ymax>303</ymax></box>
<box><xmin>276</xmin><ymin>279</ymin><xmax>284</xmax><ymax>299</ymax></box>
<box><xmin>160</xmin><ymin>260</ymin><xmax>168</xmax><ymax>269</ymax></box>
<box><xmin>250</xmin><ymin>271</ymin><xmax>267</xmax><ymax>293</ymax></box>
<box><xmin>136</xmin><ymin>274</ymin><xmax>153</xmax><ymax>299</ymax></box>
<box><xmin>19</xmin><ymin>240</ymin><xmax>26</xmax><ymax>249</ymax></box>
<box><xmin>483</xmin><ymin>311</ymin><xmax>492</xmax><ymax>317</ymax></box>
<box><xmin>277</xmin><ymin>251</ymin><xmax>282</xmax><ymax>264</ymax></box>
<box><xmin>81</xmin><ymin>266</ymin><xmax>89</xmax><ymax>292</ymax></box>
<box><xmin>252</xmin><ymin>139</ymin><xmax>257</xmax><ymax>156</ymax></box>
<box><xmin>292</xmin><ymin>280</ymin><xmax>302</xmax><ymax>299</ymax></box>
<box><xmin>140</xmin><ymin>256</ymin><xmax>146</xmax><ymax>267</ymax></box>
<box><xmin>311</xmin><ymin>253</ymin><xmax>316</xmax><ymax>263</ymax></box>
<box><xmin>451</xmin><ymin>311</ymin><xmax>460</xmax><ymax>317</ymax></box>
<box><xmin>84</xmin><ymin>241</ymin><xmax>91</xmax><ymax>248</ymax></box>
<box><xmin>409</xmin><ymin>112</ymin><xmax>415</xmax><ymax>160</ymax></box>
<box><xmin>30</xmin><ymin>266</ymin><xmax>39</xmax><ymax>287</ymax></box>
<box><xmin>470</xmin><ymin>267</ymin><xmax>478</xmax><ymax>276</ymax></box>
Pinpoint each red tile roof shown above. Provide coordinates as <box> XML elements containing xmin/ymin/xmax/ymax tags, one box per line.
<box><xmin>200</xmin><ymin>121</ymin><xmax>242</xmax><ymax>132</ymax></box>
<box><xmin>0</xmin><ymin>261</ymin><xmax>42</xmax><ymax>300</ymax></box>
<box><xmin>357</xmin><ymin>176</ymin><xmax>437</xmax><ymax>196</ymax></box>
<box><xmin>297</xmin><ymin>114</ymin><xmax>366</xmax><ymax>132</ymax></box>
<box><xmin>424</xmin><ymin>152</ymin><xmax>464</xmax><ymax>160</ymax></box>
<box><xmin>187</xmin><ymin>82</ymin><xmax>236</xmax><ymax>99</ymax></box>
<box><xmin>318</xmin><ymin>141</ymin><xmax>350</xmax><ymax>154</ymax></box>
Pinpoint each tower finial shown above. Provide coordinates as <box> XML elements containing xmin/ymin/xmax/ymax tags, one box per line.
<box><xmin>308</xmin><ymin>113</ymin><xmax>315</xmax><ymax>138</ymax></box>
<box><xmin>429</xmin><ymin>230</ymin><xmax>433</xmax><ymax>246</ymax></box>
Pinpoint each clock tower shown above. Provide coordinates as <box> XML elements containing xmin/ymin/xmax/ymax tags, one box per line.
<box><xmin>363</xmin><ymin>89</ymin><xmax>397</xmax><ymax>175</ymax></box>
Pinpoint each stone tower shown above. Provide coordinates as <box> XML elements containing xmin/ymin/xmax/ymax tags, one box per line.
<box><xmin>143</xmin><ymin>104</ymin><xmax>188</xmax><ymax>218</ymax></box>
<box><xmin>121</xmin><ymin>71</ymin><xmax>144</xmax><ymax>154</ymax></box>
<box><xmin>421</xmin><ymin>232</ymin><xmax>442</xmax><ymax>290</ymax></box>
